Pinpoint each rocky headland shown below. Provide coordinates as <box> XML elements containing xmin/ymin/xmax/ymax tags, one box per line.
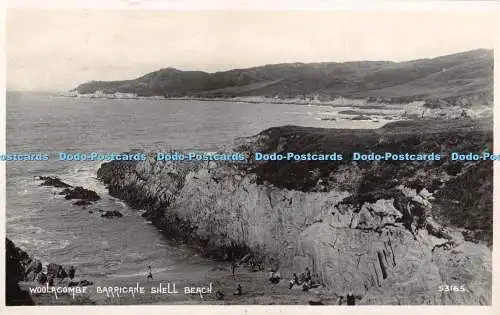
<box><xmin>5</xmin><ymin>238</ymin><xmax>95</xmax><ymax>305</ymax></box>
<box><xmin>96</xmin><ymin>118</ymin><xmax>492</xmax><ymax>305</ymax></box>
<box><xmin>71</xmin><ymin>49</ymin><xmax>492</xmax><ymax>108</ymax></box>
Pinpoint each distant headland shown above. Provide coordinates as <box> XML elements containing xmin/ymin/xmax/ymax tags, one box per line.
<box><xmin>69</xmin><ymin>49</ymin><xmax>493</xmax><ymax>107</ymax></box>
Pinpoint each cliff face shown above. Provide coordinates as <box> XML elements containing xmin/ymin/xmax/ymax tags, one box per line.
<box><xmin>97</xmin><ymin>119</ymin><xmax>492</xmax><ymax>305</ymax></box>
<box><xmin>6</xmin><ymin>238</ymin><xmax>35</xmax><ymax>306</ymax></box>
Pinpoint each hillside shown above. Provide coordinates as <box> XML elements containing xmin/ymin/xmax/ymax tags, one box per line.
<box><xmin>73</xmin><ymin>49</ymin><xmax>493</xmax><ymax>106</ymax></box>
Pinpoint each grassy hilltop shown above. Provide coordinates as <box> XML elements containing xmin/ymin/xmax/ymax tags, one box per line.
<box><xmin>73</xmin><ymin>49</ymin><xmax>493</xmax><ymax>106</ymax></box>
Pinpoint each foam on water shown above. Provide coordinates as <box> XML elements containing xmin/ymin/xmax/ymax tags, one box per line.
<box><xmin>8</xmin><ymin>94</ymin><xmax>382</xmax><ymax>284</ymax></box>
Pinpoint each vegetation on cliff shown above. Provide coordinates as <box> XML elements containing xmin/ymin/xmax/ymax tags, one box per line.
<box><xmin>96</xmin><ymin>118</ymin><xmax>492</xmax><ymax>304</ymax></box>
<box><xmin>74</xmin><ymin>49</ymin><xmax>492</xmax><ymax>106</ymax></box>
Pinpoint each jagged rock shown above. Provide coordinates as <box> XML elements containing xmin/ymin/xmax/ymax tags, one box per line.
<box><xmin>25</xmin><ymin>259</ymin><xmax>42</xmax><ymax>281</ymax></box>
<box><xmin>46</xmin><ymin>263</ymin><xmax>68</xmax><ymax>279</ymax></box>
<box><xmin>95</xmin><ymin>122</ymin><xmax>493</xmax><ymax>305</ymax></box>
<box><xmin>63</xmin><ymin>186</ymin><xmax>101</xmax><ymax>201</ymax></box>
<box><xmin>38</xmin><ymin>176</ymin><xmax>72</xmax><ymax>188</ymax></box>
<box><xmin>100</xmin><ymin>210</ymin><xmax>123</xmax><ymax>218</ymax></box>
<box><xmin>36</xmin><ymin>272</ymin><xmax>48</xmax><ymax>284</ymax></box>
<box><xmin>73</xmin><ymin>200</ymin><xmax>93</xmax><ymax>206</ymax></box>
<box><xmin>5</xmin><ymin>238</ymin><xmax>34</xmax><ymax>305</ymax></box>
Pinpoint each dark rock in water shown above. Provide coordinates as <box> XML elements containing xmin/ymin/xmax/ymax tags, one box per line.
<box><xmin>88</xmin><ymin>210</ymin><xmax>93</xmax><ymax>214</ymax></box>
<box><xmin>308</xmin><ymin>299</ymin><xmax>324</xmax><ymax>305</ymax></box>
<box><xmin>349</xmin><ymin>115</ymin><xmax>371</xmax><ymax>121</ymax></box>
<box><xmin>59</xmin><ymin>188</ymin><xmax>72</xmax><ymax>195</ymax></box>
<box><xmin>64</xmin><ymin>186</ymin><xmax>101</xmax><ymax>201</ymax></box>
<box><xmin>101</xmin><ymin>210</ymin><xmax>123</xmax><ymax>218</ymax></box>
<box><xmin>73</xmin><ymin>200</ymin><xmax>93</xmax><ymax>206</ymax></box>
<box><xmin>38</xmin><ymin>176</ymin><xmax>72</xmax><ymax>188</ymax></box>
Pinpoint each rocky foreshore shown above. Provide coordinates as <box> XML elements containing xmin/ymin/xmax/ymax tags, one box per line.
<box><xmin>96</xmin><ymin>118</ymin><xmax>492</xmax><ymax>305</ymax></box>
<box><xmin>5</xmin><ymin>238</ymin><xmax>95</xmax><ymax>305</ymax></box>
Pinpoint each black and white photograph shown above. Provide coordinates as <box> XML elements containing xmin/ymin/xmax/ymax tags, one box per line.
<box><xmin>4</xmin><ymin>4</ymin><xmax>495</xmax><ymax>309</ymax></box>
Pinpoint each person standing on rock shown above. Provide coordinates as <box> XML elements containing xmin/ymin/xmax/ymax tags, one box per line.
<box><xmin>231</xmin><ymin>259</ymin><xmax>238</xmax><ymax>280</ymax></box>
<box><xmin>147</xmin><ymin>265</ymin><xmax>153</xmax><ymax>281</ymax></box>
<box><xmin>289</xmin><ymin>273</ymin><xmax>300</xmax><ymax>289</ymax></box>
<box><xmin>233</xmin><ymin>284</ymin><xmax>242</xmax><ymax>296</ymax></box>
<box><xmin>305</xmin><ymin>267</ymin><xmax>312</xmax><ymax>282</ymax></box>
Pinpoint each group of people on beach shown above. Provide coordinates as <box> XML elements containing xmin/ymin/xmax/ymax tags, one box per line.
<box><xmin>287</xmin><ymin>267</ymin><xmax>321</xmax><ymax>292</ymax></box>
<box><xmin>146</xmin><ymin>261</ymin><xmax>356</xmax><ymax>304</ymax></box>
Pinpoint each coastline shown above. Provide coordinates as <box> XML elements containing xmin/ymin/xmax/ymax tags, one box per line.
<box><xmin>6</xmin><ymin>117</ymin><xmax>493</xmax><ymax>305</ymax></box>
<box><xmin>92</xmin><ymin>118</ymin><xmax>492</xmax><ymax>305</ymax></box>
<box><xmin>9</xmin><ymin>238</ymin><xmax>338</xmax><ymax>305</ymax></box>
<box><xmin>57</xmin><ymin>92</ymin><xmax>411</xmax><ymax>108</ymax></box>
<box><xmin>55</xmin><ymin>92</ymin><xmax>493</xmax><ymax>123</ymax></box>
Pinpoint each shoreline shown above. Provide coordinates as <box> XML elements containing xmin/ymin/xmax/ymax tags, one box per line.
<box><xmin>94</xmin><ymin>119</ymin><xmax>493</xmax><ymax>305</ymax></box>
<box><xmin>6</xmin><ymin>118</ymin><xmax>493</xmax><ymax>305</ymax></box>
<box><xmin>13</xmin><ymin>244</ymin><xmax>338</xmax><ymax>305</ymax></box>
<box><xmin>57</xmin><ymin>93</ymin><xmax>415</xmax><ymax>108</ymax></box>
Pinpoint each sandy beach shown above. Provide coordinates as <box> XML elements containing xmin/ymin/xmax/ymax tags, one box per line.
<box><xmin>22</xmin><ymin>263</ymin><xmax>338</xmax><ymax>305</ymax></box>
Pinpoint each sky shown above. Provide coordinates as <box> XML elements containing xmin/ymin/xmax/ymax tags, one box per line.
<box><xmin>6</xmin><ymin>9</ymin><xmax>495</xmax><ymax>91</ymax></box>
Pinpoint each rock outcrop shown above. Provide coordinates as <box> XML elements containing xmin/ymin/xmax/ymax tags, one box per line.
<box><xmin>37</xmin><ymin>176</ymin><xmax>101</xmax><ymax>204</ymax></box>
<box><xmin>38</xmin><ymin>176</ymin><xmax>72</xmax><ymax>188</ymax></box>
<box><xmin>6</xmin><ymin>238</ymin><xmax>95</xmax><ymax>305</ymax></box>
<box><xmin>6</xmin><ymin>238</ymin><xmax>34</xmax><ymax>305</ymax></box>
<box><xmin>97</xmin><ymin>119</ymin><xmax>492</xmax><ymax>305</ymax></box>
<box><xmin>63</xmin><ymin>187</ymin><xmax>101</xmax><ymax>202</ymax></box>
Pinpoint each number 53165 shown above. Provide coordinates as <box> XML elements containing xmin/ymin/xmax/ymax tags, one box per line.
<box><xmin>438</xmin><ymin>285</ymin><xmax>466</xmax><ymax>292</ymax></box>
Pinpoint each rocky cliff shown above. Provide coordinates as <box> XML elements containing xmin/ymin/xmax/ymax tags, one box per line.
<box><xmin>6</xmin><ymin>238</ymin><xmax>35</xmax><ymax>305</ymax></box>
<box><xmin>97</xmin><ymin>118</ymin><xmax>492</xmax><ymax>305</ymax></box>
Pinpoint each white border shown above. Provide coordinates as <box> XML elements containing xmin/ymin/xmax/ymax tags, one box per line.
<box><xmin>3</xmin><ymin>0</ymin><xmax>499</xmax><ymax>11</ymax></box>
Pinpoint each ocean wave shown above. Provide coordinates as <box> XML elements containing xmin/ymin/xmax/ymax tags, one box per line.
<box><xmin>15</xmin><ymin>236</ymin><xmax>71</xmax><ymax>252</ymax></box>
<box><xmin>112</xmin><ymin>199</ymin><xmax>129</xmax><ymax>209</ymax></box>
<box><xmin>60</xmin><ymin>163</ymin><xmax>108</xmax><ymax>194</ymax></box>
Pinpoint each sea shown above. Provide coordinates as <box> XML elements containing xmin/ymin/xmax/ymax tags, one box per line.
<box><xmin>5</xmin><ymin>92</ymin><xmax>387</xmax><ymax>284</ymax></box>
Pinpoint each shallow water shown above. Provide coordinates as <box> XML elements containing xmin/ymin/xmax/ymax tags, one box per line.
<box><xmin>6</xmin><ymin>92</ymin><xmax>385</xmax><ymax>284</ymax></box>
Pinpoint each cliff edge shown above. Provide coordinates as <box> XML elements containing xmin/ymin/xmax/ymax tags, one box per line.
<box><xmin>97</xmin><ymin>118</ymin><xmax>492</xmax><ymax>305</ymax></box>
